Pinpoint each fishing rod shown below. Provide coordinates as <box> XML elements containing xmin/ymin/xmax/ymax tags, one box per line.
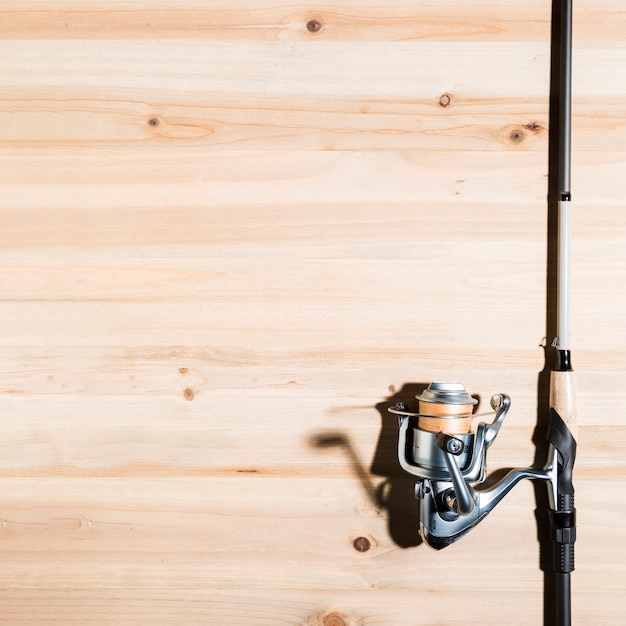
<box><xmin>391</xmin><ymin>1</ymin><xmax>576</xmax><ymax>624</ymax></box>
<box><xmin>549</xmin><ymin>0</ymin><xmax>577</xmax><ymax>622</ymax></box>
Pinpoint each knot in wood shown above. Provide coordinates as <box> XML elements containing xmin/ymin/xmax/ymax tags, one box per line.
<box><xmin>323</xmin><ymin>614</ymin><xmax>347</xmax><ymax>626</ymax></box>
<box><xmin>353</xmin><ymin>536</ymin><xmax>371</xmax><ymax>552</ymax></box>
<box><xmin>509</xmin><ymin>128</ymin><xmax>525</xmax><ymax>143</ymax></box>
<box><xmin>306</xmin><ymin>19</ymin><xmax>323</xmax><ymax>33</ymax></box>
<box><xmin>439</xmin><ymin>93</ymin><xmax>452</xmax><ymax>108</ymax></box>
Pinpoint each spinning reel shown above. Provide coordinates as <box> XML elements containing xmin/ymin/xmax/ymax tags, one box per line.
<box><xmin>392</xmin><ymin>382</ymin><xmax>575</xmax><ymax>555</ymax></box>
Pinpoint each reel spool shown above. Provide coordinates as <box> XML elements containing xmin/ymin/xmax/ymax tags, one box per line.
<box><xmin>414</xmin><ymin>382</ymin><xmax>477</xmax><ymax>434</ymax></box>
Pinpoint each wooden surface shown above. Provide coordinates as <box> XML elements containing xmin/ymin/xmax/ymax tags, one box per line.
<box><xmin>0</xmin><ymin>1</ymin><xmax>624</xmax><ymax>624</ymax></box>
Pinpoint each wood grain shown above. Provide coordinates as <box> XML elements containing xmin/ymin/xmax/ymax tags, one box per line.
<box><xmin>0</xmin><ymin>2</ymin><xmax>552</xmax><ymax>42</ymax></box>
<box><xmin>0</xmin><ymin>1</ymin><xmax>624</xmax><ymax>624</ymax></box>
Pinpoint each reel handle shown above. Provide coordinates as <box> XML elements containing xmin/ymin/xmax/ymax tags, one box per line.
<box><xmin>435</xmin><ymin>433</ymin><xmax>475</xmax><ymax>515</ymax></box>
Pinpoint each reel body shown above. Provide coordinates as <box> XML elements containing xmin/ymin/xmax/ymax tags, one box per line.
<box><xmin>393</xmin><ymin>384</ymin><xmax>562</xmax><ymax>550</ymax></box>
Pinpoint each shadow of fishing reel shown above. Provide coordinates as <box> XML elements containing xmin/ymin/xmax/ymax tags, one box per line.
<box><xmin>392</xmin><ymin>383</ymin><xmax>575</xmax><ymax>552</ymax></box>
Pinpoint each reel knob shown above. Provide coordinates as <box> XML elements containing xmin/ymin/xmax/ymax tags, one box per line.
<box><xmin>435</xmin><ymin>433</ymin><xmax>465</xmax><ymax>456</ymax></box>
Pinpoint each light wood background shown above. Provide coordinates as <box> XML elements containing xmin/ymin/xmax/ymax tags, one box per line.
<box><xmin>0</xmin><ymin>1</ymin><xmax>623</xmax><ymax>624</ymax></box>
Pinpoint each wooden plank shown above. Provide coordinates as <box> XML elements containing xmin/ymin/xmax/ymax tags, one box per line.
<box><xmin>0</xmin><ymin>1</ymin><xmax>619</xmax><ymax>45</ymax></box>
<box><xmin>0</xmin><ymin>90</ymin><xmax>624</xmax><ymax>152</ymax></box>
<box><xmin>0</xmin><ymin>345</ymin><xmax>621</xmax><ymax>478</ymax></box>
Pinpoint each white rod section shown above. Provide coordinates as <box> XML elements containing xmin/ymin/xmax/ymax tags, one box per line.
<box><xmin>557</xmin><ymin>199</ymin><xmax>571</xmax><ymax>351</ymax></box>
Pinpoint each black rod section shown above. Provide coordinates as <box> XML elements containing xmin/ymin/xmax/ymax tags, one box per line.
<box><xmin>559</xmin><ymin>0</ymin><xmax>573</xmax><ymax>200</ymax></box>
<box><xmin>556</xmin><ymin>572</ymin><xmax>572</xmax><ymax>626</ymax></box>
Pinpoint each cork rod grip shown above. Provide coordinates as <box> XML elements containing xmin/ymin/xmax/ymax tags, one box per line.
<box><xmin>549</xmin><ymin>370</ymin><xmax>578</xmax><ymax>442</ymax></box>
